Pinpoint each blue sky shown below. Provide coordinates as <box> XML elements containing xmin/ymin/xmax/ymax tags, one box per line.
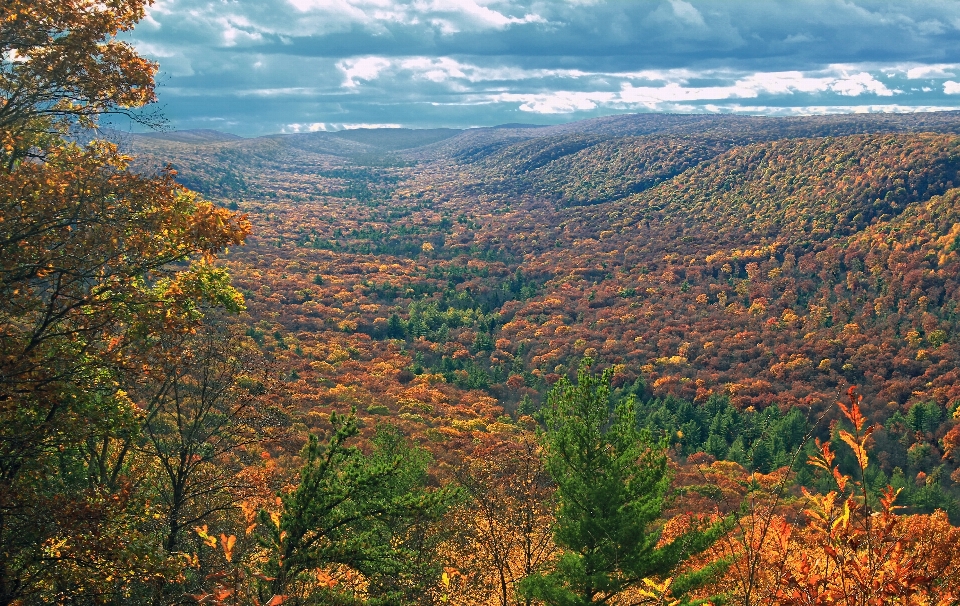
<box><xmin>124</xmin><ymin>0</ymin><xmax>960</xmax><ymax>136</ymax></box>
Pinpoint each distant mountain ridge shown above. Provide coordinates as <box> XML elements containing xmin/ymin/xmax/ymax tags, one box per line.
<box><xmin>111</xmin><ymin>110</ymin><xmax>960</xmax><ymax>206</ymax></box>
<box><xmin>135</xmin><ymin>129</ymin><xmax>245</xmax><ymax>144</ymax></box>
<box><xmin>112</xmin><ymin>110</ymin><xmax>960</xmax><ymax>162</ymax></box>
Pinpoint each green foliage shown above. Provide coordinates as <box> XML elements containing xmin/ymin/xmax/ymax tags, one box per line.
<box><xmin>906</xmin><ymin>401</ymin><xmax>944</xmax><ymax>435</ymax></box>
<box><xmin>521</xmin><ymin>360</ymin><xmax>726</xmax><ymax>605</ymax></box>
<box><xmin>636</xmin><ymin>394</ymin><xmax>812</xmax><ymax>473</ymax></box>
<box><xmin>260</xmin><ymin>412</ymin><xmax>462</xmax><ymax>603</ymax></box>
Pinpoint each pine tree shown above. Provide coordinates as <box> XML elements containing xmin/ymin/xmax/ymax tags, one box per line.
<box><xmin>520</xmin><ymin>360</ymin><xmax>727</xmax><ymax>606</ymax></box>
<box><xmin>260</xmin><ymin>411</ymin><xmax>461</xmax><ymax>604</ymax></box>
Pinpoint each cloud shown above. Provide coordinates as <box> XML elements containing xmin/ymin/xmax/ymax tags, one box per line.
<box><xmin>493</xmin><ymin>91</ymin><xmax>617</xmax><ymax>113</ymax></box>
<box><xmin>828</xmin><ymin>72</ymin><xmax>895</xmax><ymax>97</ymax></box>
<box><xmin>490</xmin><ymin>67</ymin><xmax>904</xmax><ymax>115</ymax></box>
<box><xmin>695</xmin><ymin>103</ymin><xmax>960</xmax><ymax>115</ymax></box>
<box><xmin>122</xmin><ymin>0</ymin><xmax>960</xmax><ymax>134</ymax></box>
<box><xmin>906</xmin><ymin>64</ymin><xmax>958</xmax><ymax>79</ymax></box>
<box><xmin>668</xmin><ymin>0</ymin><xmax>706</xmax><ymax>28</ymax></box>
<box><xmin>337</xmin><ymin>56</ymin><xmax>592</xmax><ymax>86</ymax></box>
<box><xmin>340</xmin><ymin>57</ymin><xmax>393</xmax><ymax>87</ymax></box>
<box><xmin>272</xmin><ymin>0</ymin><xmax>544</xmax><ymax>35</ymax></box>
<box><xmin>416</xmin><ymin>0</ymin><xmax>545</xmax><ymax>32</ymax></box>
<box><xmin>284</xmin><ymin>122</ymin><xmax>403</xmax><ymax>132</ymax></box>
<box><xmin>329</xmin><ymin>59</ymin><xmax>908</xmax><ymax>109</ymax></box>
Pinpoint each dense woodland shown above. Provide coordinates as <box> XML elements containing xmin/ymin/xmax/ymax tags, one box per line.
<box><xmin>6</xmin><ymin>2</ymin><xmax>960</xmax><ymax>605</ymax></box>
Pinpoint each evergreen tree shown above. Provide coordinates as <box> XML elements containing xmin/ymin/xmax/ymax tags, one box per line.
<box><xmin>520</xmin><ymin>360</ymin><xmax>727</xmax><ymax>606</ymax></box>
<box><xmin>260</xmin><ymin>411</ymin><xmax>461</xmax><ymax>604</ymax></box>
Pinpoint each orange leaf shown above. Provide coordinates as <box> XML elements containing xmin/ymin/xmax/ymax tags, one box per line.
<box><xmin>220</xmin><ymin>534</ymin><xmax>236</xmax><ymax>562</ymax></box>
<box><xmin>838</xmin><ymin>430</ymin><xmax>869</xmax><ymax>471</ymax></box>
<box><xmin>838</xmin><ymin>387</ymin><xmax>867</xmax><ymax>431</ymax></box>
<box><xmin>832</xmin><ymin>467</ymin><xmax>848</xmax><ymax>492</ymax></box>
<box><xmin>214</xmin><ymin>588</ymin><xmax>234</xmax><ymax>600</ymax></box>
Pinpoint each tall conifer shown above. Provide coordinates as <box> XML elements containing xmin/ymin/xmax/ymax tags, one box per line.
<box><xmin>521</xmin><ymin>360</ymin><xmax>727</xmax><ymax>606</ymax></box>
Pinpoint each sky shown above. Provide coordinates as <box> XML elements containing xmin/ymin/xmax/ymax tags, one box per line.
<box><xmin>123</xmin><ymin>0</ymin><xmax>960</xmax><ymax>136</ymax></box>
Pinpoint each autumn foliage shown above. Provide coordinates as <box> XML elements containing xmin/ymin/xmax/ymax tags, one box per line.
<box><xmin>7</xmin><ymin>1</ymin><xmax>960</xmax><ymax>604</ymax></box>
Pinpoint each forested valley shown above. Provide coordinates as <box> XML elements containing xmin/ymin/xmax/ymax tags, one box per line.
<box><xmin>6</xmin><ymin>2</ymin><xmax>960</xmax><ymax>605</ymax></box>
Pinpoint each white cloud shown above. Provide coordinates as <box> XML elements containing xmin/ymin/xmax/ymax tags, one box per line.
<box><xmin>336</xmin><ymin>55</ymin><xmax>594</xmax><ymax>86</ymax></box>
<box><xmin>615</xmin><ymin>68</ymin><xmax>697</xmax><ymax>83</ymax></box>
<box><xmin>130</xmin><ymin>40</ymin><xmax>178</xmax><ymax>58</ymax></box>
<box><xmin>339</xmin><ymin>57</ymin><xmax>393</xmax><ymax>87</ymax></box>
<box><xmin>399</xmin><ymin>57</ymin><xmax>468</xmax><ymax>82</ymax></box>
<box><xmin>218</xmin><ymin>15</ymin><xmax>265</xmax><ymax>46</ymax></box>
<box><xmin>280</xmin><ymin>0</ymin><xmax>543</xmax><ymax>34</ymax></box>
<box><xmin>332</xmin><ymin>58</ymin><xmax>918</xmax><ymax>105</ymax></box>
<box><xmin>783</xmin><ymin>33</ymin><xmax>816</xmax><ymax>44</ymax></box>
<box><xmin>285</xmin><ymin>122</ymin><xmax>403</xmax><ymax>132</ymax></box>
<box><xmin>129</xmin><ymin>40</ymin><xmax>195</xmax><ymax>76</ymax></box>
<box><xmin>669</xmin><ymin>0</ymin><xmax>706</xmax><ymax>27</ymax></box>
<box><xmin>494</xmin><ymin>91</ymin><xmax>616</xmax><ymax>113</ymax></box>
<box><xmin>619</xmin><ymin>82</ymin><xmax>746</xmax><ymax>105</ymax></box>
<box><xmin>464</xmin><ymin>65</ymin><xmax>926</xmax><ymax>115</ymax></box>
<box><xmin>828</xmin><ymin>72</ymin><xmax>895</xmax><ymax>97</ymax></box>
<box><xmin>735</xmin><ymin>71</ymin><xmax>834</xmax><ymax>95</ymax></box>
<box><xmin>915</xmin><ymin>19</ymin><xmax>947</xmax><ymax>35</ymax></box>
<box><xmin>158</xmin><ymin>86</ymin><xmax>325</xmax><ymax>97</ymax></box>
<box><xmin>945</xmin><ymin>81</ymin><xmax>960</xmax><ymax>94</ymax></box>
<box><xmin>906</xmin><ymin>64</ymin><xmax>957</xmax><ymax>79</ymax></box>
<box><xmin>332</xmin><ymin>58</ymin><xmax>911</xmax><ymax>113</ymax></box>
<box><xmin>615</xmin><ymin>74</ymin><xmax>830</xmax><ymax>105</ymax></box>
<box><xmin>415</xmin><ymin>0</ymin><xmax>545</xmax><ymax>31</ymax></box>
<box><xmin>235</xmin><ymin>87</ymin><xmax>320</xmax><ymax>97</ymax></box>
<box><xmin>685</xmin><ymin>103</ymin><xmax>960</xmax><ymax>116</ymax></box>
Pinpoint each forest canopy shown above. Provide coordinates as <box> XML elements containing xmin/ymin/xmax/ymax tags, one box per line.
<box><xmin>6</xmin><ymin>1</ymin><xmax>960</xmax><ymax>605</ymax></box>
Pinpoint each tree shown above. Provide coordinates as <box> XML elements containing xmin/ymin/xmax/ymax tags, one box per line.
<box><xmin>258</xmin><ymin>412</ymin><xmax>462</xmax><ymax>605</ymax></box>
<box><xmin>0</xmin><ymin>2</ymin><xmax>249</xmax><ymax>602</ymax></box>
<box><xmin>0</xmin><ymin>141</ymin><xmax>248</xmax><ymax>605</ymax></box>
<box><xmin>450</xmin><ymin>433</ymin><xmax>557</xmax><ymax>606</ymax></box>
<box><xmin>774</xmin><ymin>388</ymin><xmax>960</xmax><ymax>605</ymax></box>
<box><xmin>1</xmin><ymin>0</ymin><xmax>158</xmax><ymax>162</ymax></box>
<box><xmin>520</xmin><ymin>360</ymin><xmax>726</xmax><ymax>606</ymax></box>
<box><xmin>131</xmin><ymin>319</ymin><xmax>271</xmax><ymax>553</ymax></box>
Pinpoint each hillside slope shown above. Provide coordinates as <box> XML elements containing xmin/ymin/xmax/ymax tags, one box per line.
<box><xmin>119</xmin><ymin>116</ymin><xmax>960</xmax><ymax>422</ymax></box>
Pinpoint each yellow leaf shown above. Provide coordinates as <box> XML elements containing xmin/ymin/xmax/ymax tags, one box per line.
<box><xmin>195</xmin><ymin>525</ymin><xmax>217</xmax><ymax>547</ymax></box>
<box><xmin>832</xmin><ymin>499</ymin><xmax>851</xmax><ymax>531</ymax></box>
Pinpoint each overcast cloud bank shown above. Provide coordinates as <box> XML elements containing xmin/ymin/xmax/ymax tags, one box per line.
<box><xmin>124</xmin><ymin>0</ymin><xmax>960</xmax><ymax>135</ymax></box>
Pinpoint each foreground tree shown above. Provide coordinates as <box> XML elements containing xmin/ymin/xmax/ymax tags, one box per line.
<box><xmin>520</xmin><ymin>361</ymin><xmax>727</xmax><ymax>606</ymax></box>
<box><xmin>0</xmin><ymin>1</ymin><xmax>251</xmax><ymax>602</ymax></box>
<box><xmin>128</xmin><ymin>321</ymin><xmax>268</xmax><ymax>555</ymax></box>
<box><xmin>448</xmin><ymin>432</ymin><xmax>557</xmax><ymax>606</ymax></box>
<box><xmin>0</xmin><ymin>140</ymin><xmax>248</xmax><ymax>605</ymax></box>
<box><xmin>773</xmin><ymin>388</ymin><xmax>960</xmax><ymax>605</ymax></box>
<box><xmin>256</xmin><ymin>412</ymin><xmax>462</xmax><ymax>605</ymax></box>
<box><xmin>1</xmin><ymin>0</ymin><xmax>158</xmax><ymax>162</ymax></box>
